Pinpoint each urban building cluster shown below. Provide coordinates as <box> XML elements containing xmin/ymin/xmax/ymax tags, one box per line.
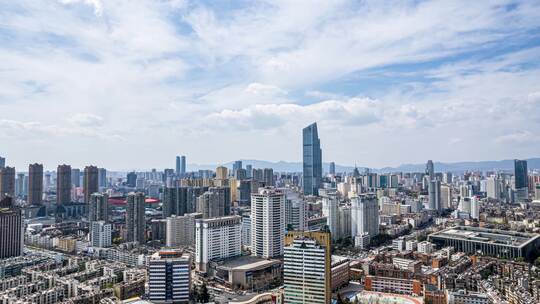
<box><xmin>1</xmin><ymin>123</ymin><xmax>540</xmax><ymax>303</ymax></box>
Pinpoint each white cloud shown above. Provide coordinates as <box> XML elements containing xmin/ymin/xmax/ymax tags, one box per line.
<box><xmin>68</xmin><ymin>113</ymin><xmax>104</xmax><ymax>127</ymax></box>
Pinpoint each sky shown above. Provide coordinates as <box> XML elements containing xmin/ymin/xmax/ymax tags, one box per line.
<box><xmin>1</xmin><ymin>0</ymin><xmax>540</xmax><ymax>171</ymax></box>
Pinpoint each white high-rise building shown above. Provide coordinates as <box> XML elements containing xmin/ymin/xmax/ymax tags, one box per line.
<box><xmin>351</xmin><ymin>193</ymin><xmax>379</xmax><ymax>246</ymax></box>
<box><xmin>440</xmin><ymin>185</ymin><xmax>451</xmax><ymax>209</ymax></box>
<box><xmin>284</xmin><ymin>189</ymin><xmax>307</xmax><ymax>231</ymax></box>
<box><xmin>470</xmin><ymin>196</ymin><xmax>480</xmax><ymax>219</ymax></box>
<box><xmin>166</xmin><ymin>213</ymin><xmax>200</xmax><ymax>247</ymax></box>
<box><xmin>91</xmin><ymin>221</ymin><xmax>111</xmax><ymax>248</ymax></box>
<box><xmin>195</xmin><ymin>215</ymin><xmax>241</xmax><ymax>272</ymax></box>
<box><xmin>251</xmin><ymin>187</ymin><xmax>285</xmax><ymax>258</ymax></box>
<box><xmin>148</xmin><ymin>251</ymin><xmax>191</xmax><ymax>304</ymax></box>
<box><xmin>486</xmin><ymin>177</ymin><xmax>501</xmax><ymax>199</ymax></box>
<box><xmin>321</xmin><ymin>189</ymin><xmax>339</xmax><ymax>240</ymax></box>
<box><xmin>459</xmin><ymin>198</ymin><xmax>471</xmax><ymax>214</ymax></box>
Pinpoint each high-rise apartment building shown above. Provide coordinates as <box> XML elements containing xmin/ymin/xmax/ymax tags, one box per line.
<box><xmin>175</xmin><ymin>156</ymin><xmax>187</xmax><ymax>176</ymax></box>
<box><xmin>302</xmin><ymin>122</ymin><xmax>322</xmax><ymax>196</ymax></box>
<box><xmin>195</xmin><ymin>215</ymin><xmax>241</xmax><ymax>272</ymax></box>
<box><xmin>284</xmin><ymin>230</ymin><xmax>331</xmax><ymax>304</ymax></box>
<box><xmin>514</xmin><ymin>159</ymin><xmax>528</xmax><ymax>201</ymax></box>
<box><xmin>28</xmin><ymin>163</ymin><xmax>43</xmax><ymax>205</ymax></box>
<box><xmin>284</xmin><ymin>190</ymin><xmax>307</xmax><ymax>231</ymax></box>
<box><xmin>148</xmin><ymin>251</ymin><xmax>191</xmax><ymax>304</ymax></box>
<box><xmin>0</xmin><ymin>166</ymin><xmax>15</xmax><ymax>199</ymax></box>
<box><xmin>233</xmin><ymin>160</ymin><xmax>243</xmax><ymax>172</ymax></box>
<box><xmin>56</xmin><ymin>164</ymin><xmax>71</xmax><ymax>206</ymax></box>
<box><xmin>126</xmin><ymin>171</ymin><xmax>137</xmax><ymax>188</ymax></box>
<box><xmin>0</xmin><ymin>197</ymin><xmax>23</xmax><ymax>259</ymax></box>
<box><xmin>126</xmin><ymin>192</ymin><xmax>145</xmax><ymax>243</ymax></box>
<box><xmin>216</xmin><ymin>166</ymin><xmax>228</xmax><ymax>180</ymax></box>
<box><xmin>91</xmin><ymin>220</ymin><xmax>112</xmax><ymax>248</ymax></box>
<box><xmin>16</xmin><ymin>173</ymin><xmax>24</xmax><ymax>196</ymax></box>
<box><xmin>329</xmin><ymin>162</ymin><xmax>336</xmax><ymax>175</ymax></box>
<box><xmin>89</xmin><ymin>193</ymin><xmax>109</xmax><ymax>222</ymax></box>
<box><xmin>486</xmin><ymin>177</ymin><xmax>501</xmax><ymax>199</ymax></box>
<box><xmin>166</xmin><ymin>213</ymin><xmax>200</xmax><ymax>247</ymax></box>
<box><xmin>246</xmin><ymin>164</ymin><xmax>252</xmax><ymax>178</ymax></box>
<box><xmin>470</xmin><ymin>196</ymin><xmax>480</xmax><ymax>219</ymax></box>
<box><xmin>351</xmin><ymin>193</ymin><xmax>379</xmax><ymax>245</ymax></box>
<box><xmin>163</xmin><ymin>187</ymin><xmax>189</xmax><ymax>217</ymax></box>
<box><xmin>251</xmin><ymin>187</ymin><xmax>285</xmax><ymax>258</ymax></box>
<box><xmin>440</xmin><ymin>185</ymin><xmax>451</xmax><ymax>209</ymax></box>
<box><xmin>83</xmin><ymin>166</ymin><xmax>99</xmax><ymax>204</ymax></box>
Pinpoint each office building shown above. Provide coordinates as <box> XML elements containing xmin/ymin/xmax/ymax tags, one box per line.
<box><xmin>175</xmin><ymin>155</ymin><xmax>186</xmax><ymax>176</ymax></box>
<box><xmin>89</xmin><ymin>193</ymin><xmax>109</xmax><ymax>222</ymax></box>
<box><xmin>426</xmin><ymin>160</ymin><xmax>434</xmax><ymax>178</ymax></box>
<box><xmin>246</xmin><ymin>164</ymin><xmax>252</xmax><ymax>178</ymax></box>
<box><xmin>514</xmin><ymin>159</ymin><xmax>528</xmax><ymax>201</ymax></box>
<box><xmin>83</xmin><ymin>165</ymin><xmax>99</xmax><ymax>204</ymax></box>
<box><xmin>233</xmin><ymin>160</ymin><xmax>243</xmax><ymax>172</ymax></box>
<box><xmin>329</xmin><ymin>162</ymin><xmax>336</xmax><ymax>175</ymax></box>
<box><xmin>0</xmin><ymin>197</ymin><xmax>23</xmax><ymax>259</ymax></box>
<box><xmin>428</xmin><ymin>226</ymin><xmax>540</xmax><ymax>261</ymax></box>
<box><xmin>303</xmin><ymin>122</ymin><xmax>322</xmax><ymax>196</ymax></box>
<box><xmin>98</xmin><ymin>168</ymin><xmax>107</xmax><ymax>188</ymax></box>
<box><xmin>486</xmin><ymin>177</ymin><xmax>501</xmax><ymax>199</ymax></box>
<box><xmin>166</xmin><ymin>213</ymin><xmax>200</xmax><ymax>247</ymax></box>
<box><xmin>428</xmin><ymin>180</ymin><xmax>441</xmax><ymax>211</ymax></box>
<box><xmin>440</xmin><ymin>185</ymin><xmax>451</xmax><ymax>209</ymax></box>
<box><xmin>252</xmin><ymin>168</ymin><xmax>263</xmax><ymax>182</ymax></box>
<box><xmin>148</xmin><ymin>251</ymin><xmax>191</xmax><ymax>304</ymax></box>
<box><xmin>0</xmin><ymin>166</ymin><xmax>15</xmax><ymax>199</ymax></box>
<box><xmin>71</xmin><ymin>168</ymin><xmax>81</xmax><ymax>187</ymax></box>
<box><xmin>216</xmin><ymin>166</ymin><xmax>228</xmax><ymax>180</ymax></box>
<box><xmin>351</xmin><ymin>193</ymin><xmax>379</xmax><ymax>245</ymax></box>
<box><xmin>0</xmin><ymin>156</ymin><xmax>4</xmax><ymax>169</ymax></box>
<box><xmin>126</xmin><ymin>192</ymin><xmax>145</xmax><ymax>243</ymax></box>
<box><xmin>284</xmin><ymin>230</ymin><xmax>331</xmax><ymax>304</ymax></box>
<box><xmin>91</xmin><ymin>220</ymin><xmax>112</xmax><ymax>248</ymax></box>
<box><xmin>126</xmin><ymin>171</ymin><xmax>137</xmax><ymax>188</ymax></box>
<box><xmin>251</xmin><ymin>187</ymin><xmax>285</xmax><ymax>258</ymax></box>
<box><xmin>195</xmin><ymin>215</ymin><xmax>241</xmax><ymax>272</ymax></box>
<box><xmin>263</xmin><ymin>168</ymin><xmax>274</xmax><ymax>187</ymax></box>
<box><xmin>237</xmin><ymin>180</ymin><xmax>252</xmax><ymax>206</ymax></box>
<box><xmin>28</xmin><ymin>163</ymin><xmax>43</xmax><ymax>205</ymax></box>
<box><xmin>56</xmin><ymin>164</ymin><xmax>71</xmax><ymax>206</ymax></box>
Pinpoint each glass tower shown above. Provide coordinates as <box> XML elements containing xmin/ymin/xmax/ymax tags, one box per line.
<box><xmin>303</xmin><ymin>123</ymin><xmax>322</xmax><ymax>196</ymax></box>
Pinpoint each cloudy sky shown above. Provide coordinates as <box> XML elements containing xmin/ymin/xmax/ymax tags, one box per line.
<box><xmin>1</xmin><ymin>0</ymin><xmax>540</xmax><ymax>170</ymax></box>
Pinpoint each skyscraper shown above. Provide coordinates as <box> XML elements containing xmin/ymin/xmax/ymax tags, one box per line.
<box><xmin>284</xmin><ymin>230</ymin><xmax>331</xmax><ymax>304</ymax></box>
<box><xmin>0</xmin><ymin>156</ymin><xmax>5</xmax><ymax>169</ymax></box>
<box><xmin>196</xmin><ymin>187</ymin><xmax>229</xmax><ymax>218</ymax></box>
<box><xmin>163</xmin><ymin>187</ymin><xmax>189</xmax><ymax>217</ymax></box>
<box><xmin>428</xmin><ymin>180</ymin><xmax>442</xmax><ymax>211</ymax></box>
<box><xmin>56</xmin><ymin>164</ymin><xmax>71</xmax><ymax>206</ymax></box>
<box><xmin>0</xmin><ymin>166</ymin><xmax>15</xmax><ymax>199</ymax></box>
<box><xmin>329</xmin><ymin>162</ymin><xmax>336</xmax><ymax>175</ymax></box>
<box><xmin>351</xmin><ymin>193</ymin><xmax>379</xmax><ymax>245</ymax></box>
<box><xmin>195</xmin><ymin>215</ymin><xmax>241</xmax><ymax>272</ymax></box>
<box><xmin>251</xmin><ymin>187</ymin><xmax>285</xmax><ymax>258</ymax></box>
<box><xmin>0</xmin><ymin>197</ymin><xmax>23</xmax><ymax>259</ymax></box>
<box><xmin>246</xmin><ymin>164</ymin><xmax>252</xmax><ymax>178</ymax></box>
<box><xmin>284</xmin><ymin>190</ymin><xmax>307</xmax><ymax>231</ymax></box>
<box><xmin>83</xmin><ymin>166</ymin><xmax>99</xmax><ymax>204</ymax></box>
<box><xmin>215</xmin><ymin>166</ymin><xmax>228</xmax><ymax>180</ymax></box>
<box><xmin>126</xmin><ymin>192</ymin><xmax>145</xmax><ymax>243</ymax></box>
<box><xmin>148</xmin><ymin>251</ymin><xmax>191</xmax><ymax>304</ymax></box>
<box><xmin>426</xmin><ymin>160</ymin><xmax>434</xmax><ymax>178</ymax></box>
<box><xmin>166</xmin><ymin>213</ymin><xmax>200</xmax><ymax>247</ymax></box>
<box><xmin>303</xmin><ymin>122</ymin><xmax>322</xmax><ymax>196</ymax></box>
<box><xmin>514</xmin><ymin>159</ymin><xmax>528</xmax><ymax>201</ymax></box>
<box><xmin>176</xmin><ymin>155</ymin><xmax>186</xmax><ymax>176</ymax></box>
<box><xmin>263</xmin><ymin>168</ymin><xmax>274</xmax><ymax>187</ymax></box>
<box><xmin>71</xmin><ymin>168</ymin><xmax>80</xmax><ymax>187</ymax></box>
<box><xmin>89</xmin><ymin>193</ymin><xmax>109</xmax><ymax>222</ymax></box>
<box><xmin>98</xmin><ymin>168</ymin><xmax>107</xmax><ymax>188</ymax></box>
<box><xmin>233</xmin><ymin>160</ymin><xmax>243</xmax><ymax>172</ymax></box>
<box><xmin>126</xmin><ymin>171</ymin><xmax>137</xmax><ymax>188</ymax></box>
<box><xmin>28</xmin><ymin>163</ymin><xmax>43</xmax><ymax>205</ymax></box>
<box><xmin>321</xmin><ymin>189</ymin><xmax>339</xmax><ymax>241</ymax></box>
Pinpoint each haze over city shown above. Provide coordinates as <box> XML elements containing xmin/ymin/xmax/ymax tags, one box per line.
<box><xmin>1</xmin><ymin>1</ymin><xmax>540</xmax><ymax>170</ymax></box>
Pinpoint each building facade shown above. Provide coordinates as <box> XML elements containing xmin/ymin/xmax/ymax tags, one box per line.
<box><xmin>302</xmin><ymin>123</ymin><xmax>322</xmax><ymax>196</ymax></box>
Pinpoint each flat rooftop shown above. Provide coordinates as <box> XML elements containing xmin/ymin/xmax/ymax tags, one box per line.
<box><xmin>429</xmin><ymin>226</ymin><xmax>540</xmax><ymax>248</ymax></box>
<box><xmin>218</xmin><ymin>255</ymin><xmax>280</xmax><ymax>271</ymax></box>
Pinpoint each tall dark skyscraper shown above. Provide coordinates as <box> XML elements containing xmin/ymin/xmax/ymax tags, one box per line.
<box><xmin>329</xmin><ymin>162</ymin><xmax>336</xmax><ymax>175</ymax></box>
<box><xmin>426</xmin><ymin>160</ymin><xmax>434</xmax><ymax>178</ymax></box>
<box><xmin>126</xmin><ymin>192</ymin><xmax>146</xmax><ymax>243</ymax></box>
<box><xmin>233</xmin><ymin>160</ymin><xmax>243</xmax><ymax>172</ymax></box>
<box><xmin>302</xmin><ymin>122</ymin><xmax>322</xmax><ymax>196</ymax></box>
<box><xmin>0</xmin><ymin>157</ymin><xmax>5</xmax><ymax>169</ymax></box>
<box><xmin>514</xmin><ymin>159</ymin><xmax>528</xmax><ymax>201</ymax></box>
<box><xmin>56</xmin><ymin>164</ymin><xmax>72</xmax><ymax>206</ymax></box>
<box><xmin>127</xmin><ymin>171</ymin><xmax>137</xmax><ymax>188</ymax></box>
<box><xmin>28</xmin><ymin>163</ymin><xmax>43</xmax><ymax>205</ymax></box>
<box><xmin>0</xmin><ymin>197</ymin><xmax>23</xmax><ymax>259</ymax></box>
<box><xmin>83</xmin><ymin>166</ymin><xmax>99</xmax><ymax>204</ymax></box>
<box><xmin>89</xmin><ymin>193</ymin><xmax>109</xmax><ymax>222</ymax></box>
<box><xmin>263</xmin><ymin>168</ymin><xmax>274</xmax><ymax>187</ymax></box>
<box><xmin>0</xmin><ymin>166</ymin><xmax>15</xmax><ymax>199</ymax></box>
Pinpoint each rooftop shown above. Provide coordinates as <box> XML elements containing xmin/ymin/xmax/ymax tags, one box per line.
<box><xmin>429</xmin><ymin>226</ymin><xmax>540</xmax><ymax>248</ymax></box>
<box><xmin>218</xmin><ymin>255</ymin><xmax>280</xmax><ymax>271</ymax></box>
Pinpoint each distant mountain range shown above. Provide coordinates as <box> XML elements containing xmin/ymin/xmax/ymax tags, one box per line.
<box><xmin>187</xmin><ymin>158</ymin><xmax>540</xmax><ymax>173</ymax></box>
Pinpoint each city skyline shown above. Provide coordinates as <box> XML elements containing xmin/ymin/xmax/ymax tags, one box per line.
<box><xmin>1</xmin><ymin>1</ymin><xmax>539</xmax><ymax>169</ymax></box>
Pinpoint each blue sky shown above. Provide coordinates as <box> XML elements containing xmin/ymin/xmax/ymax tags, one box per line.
<box><xmin>1</xmin><ymin>0</ymin><xmax>540</xmax><ymax>170</ymax></box>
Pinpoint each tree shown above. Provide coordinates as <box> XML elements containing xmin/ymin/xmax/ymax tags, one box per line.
<box><xmin>195</xmin><ymin>283</ymin><xmax>210</xmax><ymax>303</ymax></box>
